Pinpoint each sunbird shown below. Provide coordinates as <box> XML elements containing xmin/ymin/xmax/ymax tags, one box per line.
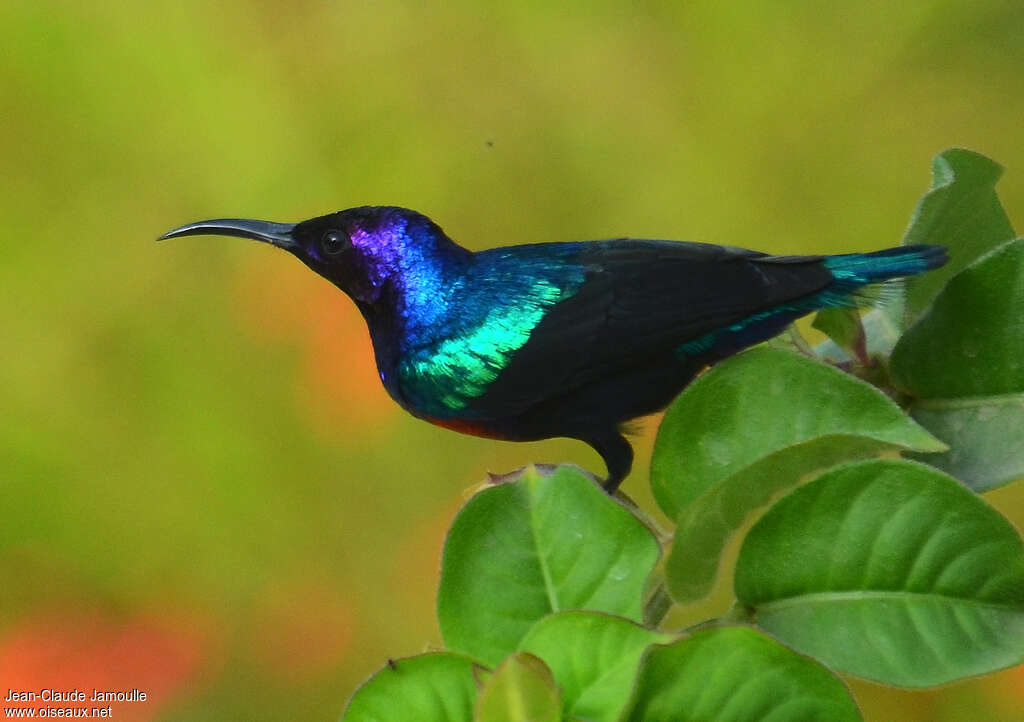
<box><xmin>159</xmin><ymin>206</ymin><xmax>946</xmax><ymax>491</ymax></box>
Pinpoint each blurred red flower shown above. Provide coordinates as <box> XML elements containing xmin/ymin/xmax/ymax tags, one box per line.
<box><xmin>0</xmin><ymin>610</ymin><xmax>209</xmax><ymax>722</ymax></box>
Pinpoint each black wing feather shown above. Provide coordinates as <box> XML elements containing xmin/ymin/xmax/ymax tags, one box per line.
<box><xmin>464</xmin><ymin>238</ymin><xmax>832</xmax><ymax>419</ymax></box>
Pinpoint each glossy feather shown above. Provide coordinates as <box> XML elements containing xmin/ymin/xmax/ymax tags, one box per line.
<box><xmin>159</xmin><ymin>206</ymin><xmax>949</xmax><ymax>491</ymax></box>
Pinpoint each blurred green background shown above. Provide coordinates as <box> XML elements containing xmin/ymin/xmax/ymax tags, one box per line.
<box><xmin>2</xmin><ymin>1</ymin><xmax>1023</xmax><ymax>720</ymax></box>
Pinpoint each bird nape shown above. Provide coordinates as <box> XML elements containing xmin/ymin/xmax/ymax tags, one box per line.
<box><xmin>158</xmin><ymin>206</ymin><xmax>948</xmax><ymax>493</ymax></box>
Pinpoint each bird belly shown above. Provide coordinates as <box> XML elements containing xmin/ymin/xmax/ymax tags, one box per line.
<box><xmin>422</xmin><ymin>416</ymin><xmax>513</xmax><ymax>440</ymax></box>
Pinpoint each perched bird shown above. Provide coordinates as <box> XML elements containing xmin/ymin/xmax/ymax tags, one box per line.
<box><xmin>159</xmin><ymin>206</ymin><xmax>946</xmax><ymax>491</ymax></box>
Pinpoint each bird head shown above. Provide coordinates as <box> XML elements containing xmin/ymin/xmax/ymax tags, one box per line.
<box><xmin>158</xmin><ymin>206</ymin><xmax>468</xmax><ymax>306</ymax></box>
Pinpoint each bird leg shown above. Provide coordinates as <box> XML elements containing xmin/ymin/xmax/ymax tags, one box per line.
<box><xmin>586</xmin><ymin>432</ymin><xmax>634</xmax><ymax>494</ymax></box>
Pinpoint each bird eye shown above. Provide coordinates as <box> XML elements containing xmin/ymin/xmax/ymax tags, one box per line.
<box><xmin>321</xmin><ymin>230</ymin><xmax>349</xmax><ymax>256</ymax></box>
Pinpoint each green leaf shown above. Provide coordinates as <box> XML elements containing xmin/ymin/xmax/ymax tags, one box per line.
<box><xmin>517</xmin><ymin>612</ymin><xmax>670</xmax><ymax>722</ymax></box>
<box><xmin>814</xmin><ymin>307</ymin><xmax>904</xmax><ymax>362</ymax></box>
<box><xmin>909</xmin><ymin>397</ymin><xmax>1024</xmax><ymax>491</ymax></box>
<box><xmin>652</xmin><ymin>348</ymin><xmax>943</xmax><ymax>520</ymax></box>
<box><xmin>438</xmin><ymin>466</ymin><xmax>660</xmax><ymax>666</ymax></box>
<box><xmin>892</xmin><ymin>238</ymin><xmax>1024</xmax><ymax>490</ymax></box>
<box><xmin>651</xmin><ymin>348</ymin><xmax>944</xmax><ymax>602</ymax></box>
<box><xmin>812</xmin><ymin>307</ymin><xmax>866</xmax><ymax>362</ymax></box>
<box><xmin>342</xmin><ymin>653</ymin><xmax>481</xmax><ymax>722</ymax></box>
<box><xmin>666</xmin><ymin>436</ymin><xmax>897</xmax><ymax>603</ymax></box>
<box><xmin>474</xmin><ymin>653</ymin><xmax>560</xmax><ymax>722</ymax></box>
<box><xmin>893</xmin><ymin>239</ymin><xmax>1024</xmax><ymax>397</ymax></box>
<box><xmin>736</xmin><ymin>459</ymin><xmax>1024</xmax><ymax>687</ymax></box>
<box><xmin>620</xmin><ymin>626</ymin><xmax>861</xmax><ymax>722</ymax></box>
<box><xmin>902</xmin><ymin>148</ymin><xmax>1015</xmax><ymax>321</ymax></box>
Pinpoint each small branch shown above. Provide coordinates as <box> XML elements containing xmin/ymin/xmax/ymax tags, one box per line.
<box><xmin>681</xmin><ymin>617</ymin><xmax>723</xmax><ymax>635</ymax></box>
<box><xmin>643</xmin><ymin>580</ymin><xmax>674</xmax><ymax>628</ymax></box>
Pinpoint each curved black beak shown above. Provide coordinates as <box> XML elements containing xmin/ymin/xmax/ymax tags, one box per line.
<box><xmin>157</xmin><ymin>218</ymin><xmax>297</xmax><ymax>250</ymax></box>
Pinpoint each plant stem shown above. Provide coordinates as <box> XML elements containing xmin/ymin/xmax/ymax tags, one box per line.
<box><xmin>643</xmin><ymin>580</ymin><xmax>673</xmax><ymax>628</ymax></box>
<box><xmin>722</xmin><ymin>601</ymin><xmax>756</xmax><ymax>624</ymax></box>
<box><xmin>785</xmin><ymin>325</ymin><xmax>816</xmax><ymax>357</ymax></box>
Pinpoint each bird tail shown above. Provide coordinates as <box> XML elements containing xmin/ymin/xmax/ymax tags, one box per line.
<box><xmin>823</xmin><ymin>244</ymin><xmax>948</xmax><ymax>284</ymax></box>
<box><xmin>675</xmin><ymin>244</ymin><xmax>947</xmax><ymax>361</ymax></box>
<box><xmin>814</xmin><ymin>244</ymin><xmax>947</xmax><ymax>308</ymax></box>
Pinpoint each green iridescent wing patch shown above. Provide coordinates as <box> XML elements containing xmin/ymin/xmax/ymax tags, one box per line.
<box><xmin>398</xmin><ymin>278</ymin><xmax>575</xmax><ymax>416</ymax></box>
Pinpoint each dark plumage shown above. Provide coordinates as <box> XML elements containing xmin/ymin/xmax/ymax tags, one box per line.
<box><xmin>159</xmin><ymin>206</ymin><xmax>947</xmax><ymax>491</ymax></box>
